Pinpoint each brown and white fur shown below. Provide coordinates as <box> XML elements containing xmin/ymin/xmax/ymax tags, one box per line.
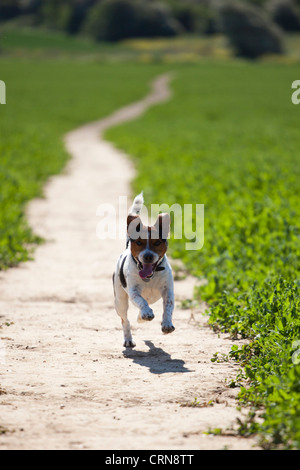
<box><xmin>113</xmin><ymin>192</ymin><xmax>175</xmax><ymax>348</ymax></box>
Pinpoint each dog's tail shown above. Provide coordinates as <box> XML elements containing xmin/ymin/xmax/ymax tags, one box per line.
<box><xmin>128</xmin><ymin>191</ymin><xmax>144</xmax><ymax>216</ymax></box>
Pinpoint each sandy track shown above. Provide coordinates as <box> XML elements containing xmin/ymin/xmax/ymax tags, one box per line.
<box><xmin>0</xmin><ymin>74</ymin><xmax>258</xmax><ymax>450</ymax></box>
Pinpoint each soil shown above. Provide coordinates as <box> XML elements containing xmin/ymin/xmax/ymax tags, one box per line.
<box><xmin>0</xmin><ymin>74</ymin><xmax>259</xmax><ymax>450</ymax></box>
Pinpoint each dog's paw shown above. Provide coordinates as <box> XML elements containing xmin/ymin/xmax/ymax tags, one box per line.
<box><xmin>123</xmin><ymin>339</ymin><xmax>136</xmax><ymax>348</ymax></box>
<box><xmin>161</xmin><ymin>322</ymin><xmax>175</xmax><ymax>334</ymax></box>
<box><xmin>138</xmin><ymin>307</ymin><xmax>155</xmax><ymax>322</ymax></box>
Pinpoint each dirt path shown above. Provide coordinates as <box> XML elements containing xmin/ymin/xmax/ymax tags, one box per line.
<box><xmin>0</xmin><ymin>74</ymin><xmax>259</xmax><ymax>450</ymax></box>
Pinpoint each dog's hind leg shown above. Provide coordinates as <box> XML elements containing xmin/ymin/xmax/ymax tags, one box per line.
<box><xmin>114</xmin><ymin>288</ymin><xmax>135</xmax><ymax>348</ymax></box>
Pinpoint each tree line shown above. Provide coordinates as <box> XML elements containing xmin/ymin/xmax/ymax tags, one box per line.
<box><xmin>1</xmin><ymin>0</ymin><xmax>300</xmax><ymax>57</ymax></box>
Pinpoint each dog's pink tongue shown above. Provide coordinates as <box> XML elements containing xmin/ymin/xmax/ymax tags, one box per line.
<box><xmin>139</xmin><ymin>263</ymin><xmax>153</xmax><ymax>279</ymax></box>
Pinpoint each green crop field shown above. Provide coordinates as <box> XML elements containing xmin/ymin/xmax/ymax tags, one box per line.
<box><xmin>106</xmin><ymin>62</ymin><xmax>300</xmax><ymax>448</ymax></box>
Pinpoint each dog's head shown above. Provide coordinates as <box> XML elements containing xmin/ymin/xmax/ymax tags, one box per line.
<box><xmin>127</xmin><ymin>213</ymin><xmax>170</xmax><ymax>279</ymax></box>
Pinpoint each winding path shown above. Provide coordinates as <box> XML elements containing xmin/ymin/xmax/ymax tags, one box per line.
<box><xmin>0</xmin><ymin>74</ymin><xmax>258</xmax><ymax>450</ymax></box>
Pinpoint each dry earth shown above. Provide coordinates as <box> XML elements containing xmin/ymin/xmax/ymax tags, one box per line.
<box><xmin>0</xmin><ymin>74</ymin><xmax>259</xmax><ymax>450</ymax></box>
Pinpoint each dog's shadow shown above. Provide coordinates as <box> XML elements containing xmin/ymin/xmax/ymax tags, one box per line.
<box><xmin>122</xmin><ymin>340</ymin><xmax>192</xmax><ymax>374</ymax></box>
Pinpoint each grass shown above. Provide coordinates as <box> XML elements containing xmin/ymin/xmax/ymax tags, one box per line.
<box><xmin>0</xmin><ymin>23</ymin><xmax>231</xmax><ymax>62</ymax></box>
<box><xmin>106</xmin><ymin>62</ymin><xmax>300</xmax><ymax>448</ymax></box>
<box><xmin>0</xmin><ymin>23</ymin><xmax>129</xmax><ymax>60</ymax></box>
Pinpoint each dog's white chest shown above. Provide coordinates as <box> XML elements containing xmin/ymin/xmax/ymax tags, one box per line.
<box><xmin>140</xmin><ymin>285</ymin><xmax>162</xmax><ymax>305</ymax></box>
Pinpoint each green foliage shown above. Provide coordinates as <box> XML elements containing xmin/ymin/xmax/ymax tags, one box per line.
<box><xmin>26</xmin><ymin>0</ymin><xmax>95</xmax><ymax>34</ymax></box>
<box><xmin>224</xmin><ymin>278</ymin><xmax>300</xmax><ymax>448</ymax></box>
<box><xmin>82</xmin><ymin>0</ymin><xmax>180</xmax><ymax>42</ymax></box>
<box><xmin>106</xmin><ymin>62</ymin><xmax>300</xmax><ymax>448</ymax></box>
<box><xmin>1</xmin><ymin>0</ymin><xmax>300</xmax><ymax>53</ymax></box>
<box><xmin>0</xmin><ymin>59</ymin><xmax>163</xmax><ymax>269</ymax></box>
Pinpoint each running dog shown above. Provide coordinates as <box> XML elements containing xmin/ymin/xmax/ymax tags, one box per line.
<box><xmin>113</xmin><ymin>192</ymin><xmax>175</xmax><ymax>348</ymax></box>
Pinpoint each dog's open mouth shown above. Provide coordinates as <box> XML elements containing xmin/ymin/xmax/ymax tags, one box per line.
<box><xmin>138</xmin><ymin>263</ymin><xmax>155</xmax><ymax>279</ymax></box>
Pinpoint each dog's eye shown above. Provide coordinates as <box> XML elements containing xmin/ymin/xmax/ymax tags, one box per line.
<box><xmin>135</xmin><ymin>240</ymin><xmax>143</xmax><ymax>246</ymax></box>
<box><xmin>154</xmin><ymin>240</ymin><xmax>161</xmax><ymax>246</ymax></box>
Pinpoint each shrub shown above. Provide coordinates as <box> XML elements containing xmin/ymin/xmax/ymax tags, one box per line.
<box><xmin>82</xmin><ymin>0</ymin><xmax>181</xmax><ymax>42</ymax></box>
<box><xmin>220</xmin><ymin>1</ymin><xmax>284</xmax><ymax>58</ymax></box>
<box><xmin>267</xmin><ymin>0</ymin><xmax>300</xmax><ymax>31</ymax></box>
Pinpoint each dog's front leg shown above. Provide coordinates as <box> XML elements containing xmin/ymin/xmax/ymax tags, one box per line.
<box><xmin>114</xmin><ymin>287</ymin><xmax>135</xmax><ymax>348</ymax></box>
<box><xmin>128</xmin><ymin>286</ymin><xmax>155</xmax><ymax>322</ymax></box>
<box><xmin>161</xmin><ymin>287</ymin><xmax>175</xmax><ymax>334</ymax></box>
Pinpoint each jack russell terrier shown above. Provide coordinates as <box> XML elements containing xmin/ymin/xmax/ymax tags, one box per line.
<box><xmin>113</xmin><ymin>192</ymin><xmax>175</xmax><ymax>348</ymax></box>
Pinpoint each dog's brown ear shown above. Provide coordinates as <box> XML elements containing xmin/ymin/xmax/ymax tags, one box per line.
<box><xmin>154</xmin><ymin>213</ymin><xmax>170</xmax><ymax>239</ymax></box>
<box><xmin>127</xmin><ymin>214</ymin><xmax>139</xmax><ymax>229</ymax></box>
<box><xmin>127</xmin><ymin>214</ymin><xmax>141</xmax><ymax>239</ymax></box>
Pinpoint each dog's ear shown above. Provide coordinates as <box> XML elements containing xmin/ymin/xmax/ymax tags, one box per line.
<box><xmin>127</xmin><ymin>214</ymin><xmax>141</xmax><ymax>239</ymax></box>
<box><xmin>154</xmin><ymin>213</ymin><xmax>170</xmax><ymax>240</ymax></box>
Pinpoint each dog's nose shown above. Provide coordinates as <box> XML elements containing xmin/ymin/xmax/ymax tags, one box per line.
<box><xmin>143</xmin><ymin>251</ymin><xmax>154</xmax><ymax>263</ymax></box>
